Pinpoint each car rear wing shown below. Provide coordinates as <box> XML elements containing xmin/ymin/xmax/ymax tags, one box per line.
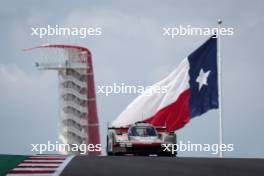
<box><xmin>155</xmin><ymin>126</ymin><xmax>167</xmax><ymax>132</ymax></box>
<box><xmin>108</xmin><ymin>126</ymin><xmax>129</xmax><ymax>130</ymax></box>
<box><xmin>155</xmin><ymin>126</ymin><xmax>175</xmax><ymax>135</ymax></box>
<box><xmin>107</xmin><ymin>121</ymin><xmax>129</xmax><ymax>133</ymax></box>
<box><xmin>107</xmin><ymin>122</ymin><xmax>172</xmax><ymax>134</ymax></box>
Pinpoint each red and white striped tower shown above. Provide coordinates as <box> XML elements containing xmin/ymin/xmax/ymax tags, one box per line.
<box><xmin>24</xmin><ymin>45</ymin><xmax>101</xmax><ymax>155</ymax></box>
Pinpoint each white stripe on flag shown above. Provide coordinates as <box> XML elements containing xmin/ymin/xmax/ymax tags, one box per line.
<box><xmin>112</xmin><ymin>58</ymin><xmax>190</xmax><ymax>127</ymax></box>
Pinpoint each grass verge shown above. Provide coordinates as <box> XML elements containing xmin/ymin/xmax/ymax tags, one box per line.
<box><xmin>0</xmin><ymin>154</ymin><xmax>28</xmax><ymax>176</ymax></box>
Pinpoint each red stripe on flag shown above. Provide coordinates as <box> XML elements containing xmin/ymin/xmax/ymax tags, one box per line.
<box><xmin>145</xmin><ymin>89</ymin><xmax>191</xmax><ymax>131</ymax></box>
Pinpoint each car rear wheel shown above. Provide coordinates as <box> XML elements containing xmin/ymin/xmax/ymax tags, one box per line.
<box><xmin>107</xmin><ymin>137</ymin><xmax>113</xmax><ymax>156</ymax></box>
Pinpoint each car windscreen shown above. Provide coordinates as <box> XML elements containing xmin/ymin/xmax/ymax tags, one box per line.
<box><xmin>128</xmin><ymin>126</ymin><xmax>157</xmax><ymax>137</ymax></box>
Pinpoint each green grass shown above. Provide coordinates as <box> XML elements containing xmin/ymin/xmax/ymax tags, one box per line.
<box><xmin>0</xmin><ymin>154</ymin><xmax>28</xmax><ymax>176</ymax></box>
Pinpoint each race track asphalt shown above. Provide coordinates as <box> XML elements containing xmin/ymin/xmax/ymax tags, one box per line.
<box><xmin>61</xmin><ymin>156</ymin><xmax>264</xmax><ymax>176</ymax></box>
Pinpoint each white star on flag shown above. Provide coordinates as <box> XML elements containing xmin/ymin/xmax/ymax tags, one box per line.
<box><xmin>196</xmin><ymin>69</ymin><xmax>211</xmax><ymax>91</ymax></box>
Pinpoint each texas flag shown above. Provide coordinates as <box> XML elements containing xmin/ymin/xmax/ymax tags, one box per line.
<box><xmin>112</xmin><ymin>36</ymin><xmax>219</xmax><ymax>131</ymax></box>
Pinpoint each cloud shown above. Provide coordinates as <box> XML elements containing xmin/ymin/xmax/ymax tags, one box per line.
<box><xmin>0</xmin><ymin>64</ymin><xmax>59</xmax><ymax>154</ymax></box>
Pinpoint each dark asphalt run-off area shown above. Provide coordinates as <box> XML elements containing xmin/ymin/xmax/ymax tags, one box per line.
<box><xmin>61</xmin><ymin>156</ymin><xmax>264</xmax><ymax>176</ymax></box>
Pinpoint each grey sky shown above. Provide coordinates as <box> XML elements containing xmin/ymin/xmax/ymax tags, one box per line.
<box><xmin>0</xmin><ymin>0</ymin><xmax>263</xmax><ymax>157</ymax></box>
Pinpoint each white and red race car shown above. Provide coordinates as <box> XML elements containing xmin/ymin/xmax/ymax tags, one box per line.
<box><xmin>106</xmin><ymin>122</ymin><xmax>177</xmax><ymax>156</ymax></box>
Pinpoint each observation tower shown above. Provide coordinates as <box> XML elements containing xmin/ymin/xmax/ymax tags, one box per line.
<box><xmin>25</xmin><ymin>45</ymin><xmax>100</xmax><ymax>155</ymax></box>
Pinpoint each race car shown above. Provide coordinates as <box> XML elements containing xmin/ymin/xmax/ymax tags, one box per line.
<box><xmin>106</xmin><ymin>122</ymin><xmax>177</xmax><ymax>156</ymax></box>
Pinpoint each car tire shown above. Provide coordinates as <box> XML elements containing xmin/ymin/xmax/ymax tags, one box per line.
<box><xmin>107</xmin><ymin>136</ymin><xmax>113</xmax><ymax>156</ymax></box>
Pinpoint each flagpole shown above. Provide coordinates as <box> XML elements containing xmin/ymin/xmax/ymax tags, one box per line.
<box><xmin>217</xmin><ymin>19</ymin><xmax>223</xmax><ymax>158</ymax></box>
